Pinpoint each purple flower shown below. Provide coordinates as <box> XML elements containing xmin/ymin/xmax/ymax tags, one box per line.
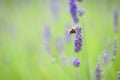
<box><xmin>74</xmin><ymin>26</ymin><xmax>82</xmax><ymax>53</ymax></box>
<box><xmin>74</xmin><ymin>39</ymin><xmax>80</xmax><ymax>47</ymax></box>
<box><xmin>43</xmin><ymin>25</ymin><xmax>55</xmax><ymax>60</ymax></box>
<box><xmin>79</xmin><ymin>39</ymin><xmax>83</xmax><ymax>46</ymax></box>
<box><xmin>118</xmin><ymin>76</ymin><xmax>120</xmax><ymax>80</ymax></box>
<box><xmin>50</xmin><ymin>0</ymin><xmax>61</xmax><ymax>20</ymax></box>
<box><xmin>43</xmin><ymin>25</ymin><xmax>51</xmax><ymax>41</ymax></box>
<box><xmin>78</xmin><ymin>9</ymin><xmax>85</xmax><ymax>16</ymax></box>
<box><xmin>113</xmin><ymin>38</ymin><xmax>117</xmax><ymax>56</ymax></box>
<box><xmin>56</xmin><ymin>37</ymin><xmax>64</xmax><ymax>54</ymax></box>
<box><xmin>95</xmin><ymin>63</ymin><xmax>102</xmax><ymax>80</ymax></box>
<box><xmin>113</xmin><ymin>9</ymin><xmax>118</xmax><ymax>33</ymax></box>
<box><xmin>75</xmin><ymin>32</ymin><xmax>82</xmax><ymax>40</ymax></box>
<box><xmin>117</xmin><ymin>72</ymin><xmax>120</xmax><ymax>75</ymax></box>
<box><xmin>74</xmin><ymin>46</ymin><xmax>81</xmax><ymax>52</ymax></box>
<box><xmin>118</xmin><ymin>72</ymin><xmax>120</xmax><ymax>80</ymax></box>
<box><xmin>72</xmin><ymin>57</ymin><xmax>80</xmax><ymax>67</ymax></box>
<box><xmin>95</xmin><ymin>58</ymin><xmax>102</xmax><ymax>80</ymax></box>
<box><xmin>69</xmin><ymin>0</ymin><xmax>79</xmax><ymax>23</ymax></box>
<box><xmin>103</xmin><ymin>50</ymin><xmax>110</xmax><ymax>64</ymax></box>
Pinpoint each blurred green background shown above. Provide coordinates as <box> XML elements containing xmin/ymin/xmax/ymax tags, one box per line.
<box><xmin>0</xmin><ymin>0</ymin><xmax>120</xmax><ymax>80</ymax></box>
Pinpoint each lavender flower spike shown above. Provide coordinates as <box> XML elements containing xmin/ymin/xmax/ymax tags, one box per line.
<box><xmin>72</xmin><ymin>57</ymin><xmax>80</xmax><ymax>67</ymax></box>
<box><xmin>118</xmin><ymin>71</ymin><xmax>120</xmax><ymax>80</ymax></box>
<box><xmin>43</xmin><ymin>25</ymin><xmax>51</xmax><ymax>42</ymax></box>
<box><xmin>95</xmin><ymin>56</ymin><xmax>103</xmax><ymax>80</ymax></box>
<box><xmin>69</xmin><ymin>0</ymin><xmax>79</xmax><ymax>23</ymax></box>
<box><xmin>113</xmin><ymin>9</ymin><xmax>118</xmax><ymax>33</ymax></box>
<box><xmin>56</xmin><ymin>37</ymin><xmax>64</xmax><ymax>54</ymax></box>
<box><xmin>113</xmin><ymin>38</ymin><xmax>117</xmax><ymax>56</ymax></box>
<box><xmin>74</xmin><ymin>26</ymin><xmax>83</xmax><ymax>53</ymax></box>
<box><xmin>103</xmin><ymin>50</ymin><xmax>110</xmax><ymax>64</ymax></box>
<box><xmin>117</xmin><ymin>71</ymin><xmax>120</xmax><ymax>75</ymax></box>
<box><xmin>95</xmin><ymin>63</ymin><xmax>102</xmax><ymax>80</ymax></box>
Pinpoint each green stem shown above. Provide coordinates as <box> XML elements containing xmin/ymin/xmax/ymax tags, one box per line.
<box><xmin>81</xmin><ymin>17</ymin><xmax>91</xmax><ymax>80</ymax></box>
<box><xmin>76</xmin><ymin>68</ymin><xmax>80</xmax><ymax>80</ymax></box>
<box><xmin>105</xmin><ymin>61</ymin><xmax>114</xmax><ymax>80</ymax></box>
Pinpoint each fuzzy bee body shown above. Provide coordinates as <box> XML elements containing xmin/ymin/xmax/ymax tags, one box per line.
<box><xmin>68</xmin><ymin>25</ymin><xmax>81</xmax><ymax>35</ymax></box>
<box><xmin>69</xmin><ymin>28</ymin><xmax>76</xmax><ymax>34</ymax></box>
<box><xmin>65</xmin><ymin>24</ymin><xmax>79</xmax><ymax>35</ymax></box>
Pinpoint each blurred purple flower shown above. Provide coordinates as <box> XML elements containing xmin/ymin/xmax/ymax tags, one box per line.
<box><xmin>43</xmin><ymin>25</ymin><xmax>56</xmax><ymax>63</ymax></box>
<box><xmin>103</xmin><ymin>50</ymin><xmax>110</xmax><ymax>64</ymax></box>
<box><xmin>103</xmin><ymin>40</ymin><xmax>111</xmax><ymax>64</ymax></box>
<box><xmin>74</xmin><ymin>26</ymin><xmax>82</xmax><ymax>53</ymax></box>
<box><xmin>113</xmin><ymin>38</ymin><xmax>117</xmax><ymax>56</ymax></box>
<box><xmin>118</xmin><ymin>76</ymin><xmax>120</xmax><ymax>80</ymax></box>
<box><xmin>117</xmin><ymin>72</ymin><xmax>120</xmax><ymax>75</ymax></box>
<box><xmin>118</xmin><ymin>72</ymin><xmax>120</xmax><ymax>80</ymax></box>
<box><xmin>69</xmin><ymin>0</ymin><xmax>79</xmax><ymax>23</ymax></box>
<box><xmin>56</xmin><ymin>37</ymin><xmax>68</xmax><ymax>65</ymax></box>
<box><xmin>78</xmin><ymin>9</ymin><xmax>85</xmax><ymax>16</ymax></box>
<box><xmin>50</xmin><ymin>0</ymin><xmax>61</xmax><ymax>20</ymax></box>
<box><xmin>95</xmin><ymin>56</ymin><xmax>103</xmax><ymax>80</ymax></box>
<box><xmin>95</xmin><ymin>63</ymin><xmax>102</xmax><ymax>80</ymax></box>
<box><xmin>113</xmin><ymin>9</ymin><xmax>118</xmax><ymax>33</ymax></box>
<box><xmin>56</xmin><ymin>37</ymin><xmax>64</xmax><ymax>54</ymax></box>
<box><xmin>72</xmin><ymin>57</ymin><xmax>80</xmax><ymax>67</ymax></box>
<box><xmin>43</xmin><ymin>25</ymin><xmax>51</xmax><ymax>40</ymax></box>
<box><xmin>43</xmin><ymin>25</ymin><xmax>51</xmax><ymax>46</ymax></box>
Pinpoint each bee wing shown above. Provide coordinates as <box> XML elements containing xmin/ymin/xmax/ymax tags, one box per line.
<box><xmin>65</xmin><ymin>28</ymin><xmax>69</xmax><ymax>33</ymax></box>
<box><xmin>64</xmin><ymin>23</ymin><xmax>71</xmax><ymax>34</ymax></box>
<box><xmin>64</xmin><ymin>28</ymin><xmax>72</xmax><ymax>42</ymax></box>
<box><xmin>65</xmin><ymin>23</ymin><xmax>72</xmax><ymax>29</ymax></box>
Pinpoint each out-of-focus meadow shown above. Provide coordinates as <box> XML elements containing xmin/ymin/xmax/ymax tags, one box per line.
<box><xmin>0</xmin><ymin>0</ymin><xmax>120</xmax><ymax>80</ymax></box>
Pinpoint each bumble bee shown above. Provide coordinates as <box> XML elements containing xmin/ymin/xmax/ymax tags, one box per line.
<box><xmin>65</xmin><ymin>24</ymin><xmax>78</xmax><ymax>35</ymax></box>
<box><xmin>68</xmin><ymin>26</ymin><xmax>77</xmax><ymax>34</ymax></box>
